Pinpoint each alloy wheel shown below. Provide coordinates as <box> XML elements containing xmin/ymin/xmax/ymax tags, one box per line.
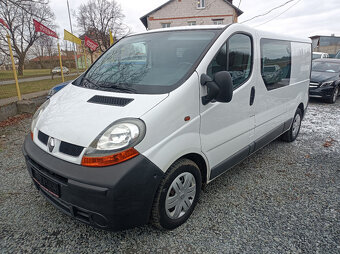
<box><xmin>332</xmin><ymin>86</ymin><xmax>339</xmax><ymax>103</ymax></box>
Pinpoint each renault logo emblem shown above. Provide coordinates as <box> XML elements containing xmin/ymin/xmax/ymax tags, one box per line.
<box><xmin>48</xmin><ymin>137</ymin><xmax>55</xmax><ymax>152</ymax></box>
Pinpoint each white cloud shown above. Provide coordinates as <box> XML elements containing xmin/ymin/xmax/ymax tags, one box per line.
<box><xmin>50</xmin><ymin>0</ymin><xmax>340</xmax><ymax>42</ymax></box>
<box><xmin>237</xmin><ymin>0</ymin><xmax>340</xmax><ymax>37</ymax></box>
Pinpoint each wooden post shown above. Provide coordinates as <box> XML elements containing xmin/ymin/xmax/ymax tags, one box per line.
<box><xmin>57</xmin><ymin>43</ymin><xmax>65</xmax><ymax>82</ymax></box>
<box><xmin>6</xmin><ymin>34</ymin><xmax>21</xmax><ymax>100</ymax></box>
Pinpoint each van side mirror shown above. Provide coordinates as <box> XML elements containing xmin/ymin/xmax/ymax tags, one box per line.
<box><xmin>200</xmin><ymin>71</ymin><xmax>233</xmax><ymax>105</ymax></box>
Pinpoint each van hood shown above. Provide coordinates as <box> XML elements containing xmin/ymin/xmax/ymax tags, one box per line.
<box><xmin>36</xmin><ymin>84</ymin><xmax>168</xmax><ymax>147</ymax></box>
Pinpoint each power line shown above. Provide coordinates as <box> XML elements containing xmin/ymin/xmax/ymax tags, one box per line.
<box><xmin>241</xmin><ymin>0</ymin><xmax>296</xmax><ymax>24</ymax></box>
<box><xmin>254</xmin><ymin>0</ymin><xmax>303</xmax><ymax>27</ymax></box>
<box><xmin>238</xmin><ymin>0</ymin><xmax>242</xmax><ymax>8</ymax></box>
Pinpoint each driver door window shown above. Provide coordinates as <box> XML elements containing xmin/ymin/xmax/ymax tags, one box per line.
<box><xmin>207</xmin><ymin>33</ymin><xmax>252</xmax><ymax>89</ymax></box>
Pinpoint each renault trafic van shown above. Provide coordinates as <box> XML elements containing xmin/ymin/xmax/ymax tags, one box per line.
<box><xmin>23</xmin><ymin>24</ymin><xmax>312</xmax><ymax>230</ymax></box>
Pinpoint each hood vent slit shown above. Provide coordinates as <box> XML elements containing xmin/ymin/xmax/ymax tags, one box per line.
<box><xmin>87</xmin><ymin>95</ymin><xmax>133</xmax><ymax>107</ymax></box>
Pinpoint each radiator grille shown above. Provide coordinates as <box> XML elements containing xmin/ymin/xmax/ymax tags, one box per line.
<box><xmin>37</xmin><ymin>130</ymin><xmax>84</xmax><ymax>157</ymax></box>
<box><xmin>59</xmin><ymin>141</ymin><xmax>84</xmax><ymax>157</ymax></box>
<box><xmin>38</xmin><ymin>131</ymin><xmax>49</xmax><ymax>145</ymax></box>
<box><xmin>309</xmin><ymin>82</ymin><xmax>319</xmax><ymax>88</ymax></box>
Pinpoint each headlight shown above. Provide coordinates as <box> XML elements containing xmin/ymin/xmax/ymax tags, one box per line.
<box><xmin>82</xmin><ymin>118</ymin><xmax>146</xmax><ymax>167</ymax></box>
<box><xmin>31</xmin><ymin>99</ymin><xmax>50</xmax><ymax>134</ymax></box>
<box><xmin>321</xmin><ymin>81</ymin><xmax>334</xmax><ymax>87</ymax></box>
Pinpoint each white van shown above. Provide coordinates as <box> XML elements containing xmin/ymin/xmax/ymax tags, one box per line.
<box><xmin>23</xmin><ymin>24</ymin><xmax>311</xmax><ymax>231</ymax></box>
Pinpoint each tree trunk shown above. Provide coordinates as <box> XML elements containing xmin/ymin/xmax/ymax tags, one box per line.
<box><xmin>17</xmin><ymin>56</ymin><xmax>25</xmax><ymax>76</ymax></box>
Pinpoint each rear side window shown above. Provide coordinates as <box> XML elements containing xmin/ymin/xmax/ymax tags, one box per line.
<box><xmin>207</xmin><ymin>33</ymin><xmax>252</xmax><ymax>89</ymax></box>
<box><xmin>261</xmin><ymin>39</ymin><xmax>291</xmax><ymax>91</ymax></box>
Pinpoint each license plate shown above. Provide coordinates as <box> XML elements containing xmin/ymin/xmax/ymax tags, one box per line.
<box><xmin>32</xmin><ymin>168</ymin><xmax>60</xmax><ymax>197</ymax></box>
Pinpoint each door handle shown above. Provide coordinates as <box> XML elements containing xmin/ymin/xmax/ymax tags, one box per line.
<box><xmin>250</xmin><ymin>86</ymin><xmax>255</xmax><ymax>106</ymax></box>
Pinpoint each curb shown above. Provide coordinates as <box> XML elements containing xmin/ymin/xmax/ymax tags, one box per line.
<box><xmin>0</xmin><ymin>91</ymin><xmax>47</xmax><ymax>122</ymax></box>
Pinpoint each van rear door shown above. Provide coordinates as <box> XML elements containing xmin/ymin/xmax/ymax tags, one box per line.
<box><xmin>253</xmin><ymin>38</ymin><xmax>292</xmax><ymax>144</ymax></box>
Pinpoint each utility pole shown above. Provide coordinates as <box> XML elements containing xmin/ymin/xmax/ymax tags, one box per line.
<box><xmin>67</xmin><ymin>0</ymin><xmax>79</xmax><ymax>74</ymax></box>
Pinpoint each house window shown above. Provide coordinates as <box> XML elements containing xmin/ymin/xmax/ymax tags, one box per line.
<box><xmin>197</xmin><ymin>0</ymin><xmax>205</xmax><ymax>8</ymax></box>
<box><xmin>213</xmin><ymin>19</ymin><xmax>223</xmax><ymax>25</ymax></box>
<box><xmin>162</xmin><ymin>23</ymin><xmax>171</xmax><ymax>28</ymax></box>
<box><xmin>188</xmin><ymin>21</ymin><xmax>196</xmax><ymax>26</ymax></box>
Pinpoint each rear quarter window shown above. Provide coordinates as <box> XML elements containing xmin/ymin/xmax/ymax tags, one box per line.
<box><xmin>261</xmin><ymin>39</ymin><xmax>291</xmax><ymax>91</ymax></box>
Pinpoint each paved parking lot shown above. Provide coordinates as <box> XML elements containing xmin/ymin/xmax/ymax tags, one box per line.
<box><xmin>0</xmin><ymin>99</ymin><xmax>339</xmax><ymax>253</ymax></box>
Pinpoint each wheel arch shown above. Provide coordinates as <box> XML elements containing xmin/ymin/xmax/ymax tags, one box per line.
<box><xmin>179</xmin><ymin>153</ymin><xmax>209</xmax><ymax>186</ymax></box>
<box><xmin>298</xmin><ymin>102</ymin><xmax>305</xmax><ymax>118</ymax></box>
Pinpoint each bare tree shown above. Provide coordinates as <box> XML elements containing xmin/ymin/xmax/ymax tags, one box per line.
<box><xmin>76</xmin><ymin>0</ymin><xmax>128</xmax><ymax>53</ymax></box>
<box><xmin>0</xmin><ymin>53</ymin><xmax>8</xmax><ymax>69</ymax></box>
<box><xmin>29</xmin><ymin>35</ymin><xmax>56</xmax><ymax>68</ymax></box>
<box><xmin>0</xmin><ymin>0</ymin><xmax>56</xmax><ymax>75</ymax></box>
<box><xmin>6</xmin><ymin>0</ymin><xmax>49</xmax><ymax>16</ymax></box>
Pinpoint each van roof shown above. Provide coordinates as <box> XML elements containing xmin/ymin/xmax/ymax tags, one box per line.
<box><xmin>131</xmin><ymin>24</ymin><xmax>226</xmax><ymax>35</ymax></box>
<box><xmin>255</xmin><ymin>26</ymin><xmax>311</xmax><ymax>44</ymax></box>
<box><xmin>129</xmin><ymin>23</ymin><xmax>311</xmax><ymax>44</ymax></box>
<box><xmin>313</xmin><ymin>52</ymin><xmax>327</xmax><ymax>55</ymax></box>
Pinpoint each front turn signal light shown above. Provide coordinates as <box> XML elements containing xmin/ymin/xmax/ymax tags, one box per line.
<box><xmin>81</xmin><ymin>148</ymin><xmax>139</xmax><ymax>167</ymax></box>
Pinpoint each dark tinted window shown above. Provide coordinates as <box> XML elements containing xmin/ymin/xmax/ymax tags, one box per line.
<box><xmin>261</xmin><ymin>39</ymin><xmax>291</xmax><ymax>91</ymax></box>
<box><xmin>207</xmin><ymin>33</ymin><xmax>252</xmax><ymax>89</ymax></box>
<box><xmin>312</xmin><ymin>53</ymin><xmax>322</xmax><ymax>60</ymax></box>
<box><xmin>335</xmin><ymin>51</ymin><xmax>340</xmax><ymax>59</ymax></box>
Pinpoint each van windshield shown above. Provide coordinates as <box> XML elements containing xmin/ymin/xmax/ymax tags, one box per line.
<box><xmin>312</xmin><ymin>61</ymin><xmax>340</xmax><ymax>73</ymax></box>
<box><xmin>75</xmin><ymin>30</ymin><xmax>219</xmax><ymax>94</ymax></box>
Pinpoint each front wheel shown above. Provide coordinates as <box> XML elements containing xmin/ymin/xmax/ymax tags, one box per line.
<box><xmin>327</xmin><ymin>86</ymin><xmax>339</xmax><ymax>104</ymax></box>
<box><xmin>151</xmin><ymin>158</ymin><xmax>202</xmax><ymax>230</ymax></box>
<box><xmin>280</xmin><ymin>108</ymin><xmax>302</xmax><ymax>142</ymax></box>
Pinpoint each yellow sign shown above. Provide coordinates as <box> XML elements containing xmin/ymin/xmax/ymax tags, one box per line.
<box><xmin>109</xmin><ymin>29</ymin><xmax>114</xmax><ymax>45</ymax></box>
<box><xmin>64</xmin><ymin>29</ymin><xmax>81</xmax><ymax>45</ymax></box>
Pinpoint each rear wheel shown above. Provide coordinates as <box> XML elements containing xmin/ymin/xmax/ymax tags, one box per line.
<box><xmin>151</xmin><ymin>158</ymin><xmax>202</xmax><ymax>230</ymax></box>
<box><xmin>281</xmin><ymin>108</ymin><xmax>302</xmax><ymax>142</ymax></box>
<box><xmin>327</xmin><ymin>86</ymin><xmax>339</xmax><ymax>104</ymax></box>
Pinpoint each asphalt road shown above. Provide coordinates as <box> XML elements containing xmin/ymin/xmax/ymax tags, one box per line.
<box><xmin>0</xmin><ymin>98</ymin><xmax>339</xmax><ymax>253</ymax></box>
<box><xmin>0</xmin><ymin>73</ymin><xmax>78</xmax><ymax>85</ymax></box>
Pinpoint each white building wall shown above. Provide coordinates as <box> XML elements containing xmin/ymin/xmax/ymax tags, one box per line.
<box><xmin>147</xmin><ymin>0</ymin><xmax>237</xmax><ymax>30</ymax></box>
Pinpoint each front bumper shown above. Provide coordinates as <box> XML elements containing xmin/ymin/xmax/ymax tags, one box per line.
<box><xmin>309</xmin><ymin>86</ymin><xmax>334</xmax><ymax>99</ymax></box>
<box><xmin>23</xmin><ymin>135</ymin><xmax>164</xmax><ymax>231</ymax></box>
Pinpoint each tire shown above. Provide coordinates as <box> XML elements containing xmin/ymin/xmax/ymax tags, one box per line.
<box><xmin>151</xmin><ymin>158</ymin><xmax>202</xmax><ymax>230</ymax></box>
<box><xmin>281</xmin><ymin>108</ymin><xmax>302</xmax><ymax>142</ymax></box>
<box><xmin>327</xmin><ymin>86</ymin><xmax>339</xmax><ymax>104</ymax></box>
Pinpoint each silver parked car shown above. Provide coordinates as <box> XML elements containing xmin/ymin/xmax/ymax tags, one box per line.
<box><xmin>51</xmin><ymin>67</ymin><xmax>70</xmax><ymax>77</ymax></box>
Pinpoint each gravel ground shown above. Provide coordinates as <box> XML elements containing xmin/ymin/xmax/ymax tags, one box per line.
<box><xmin>0</xmin><ymin>99</ymin><xmax>339</xmax><ymax>253</ymax></box>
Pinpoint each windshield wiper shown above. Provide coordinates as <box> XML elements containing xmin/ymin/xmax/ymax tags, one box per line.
<box><xmin>81</xmin><ymin>77</ymin><xmax>136</xmax><ymax>93</ymax></box>
<box><xmin>108</xmin><ymin>83</ymin><xmax>136</xmax><ymax>93</ymax></box>
<box><xmin>82</xmin><ymin>77</ymin><xmax>101</xmax><ymax>89</ymax></box>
